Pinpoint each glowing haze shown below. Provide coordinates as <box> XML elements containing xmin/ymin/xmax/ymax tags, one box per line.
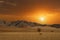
<box><xmin>0</xmin><ymin>0</ymin><xmax>60</xmax><ymax>24</ymax></box>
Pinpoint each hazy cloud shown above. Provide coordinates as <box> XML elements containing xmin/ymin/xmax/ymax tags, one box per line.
<box><xmin>0</xmin><ymin>0</ymin><xmax>60</xmax><ymax>15</ymax></box>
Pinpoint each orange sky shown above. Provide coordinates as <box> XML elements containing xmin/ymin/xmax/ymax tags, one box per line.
<box><xmin>0</xmin><ymin>0</ymin><xmax>60</xmax><ymax>24</ymax></box>
<box><xmin>0</xmin><ymin>10</ymin><xmax>60</xmax><ymax>24</ymax></box>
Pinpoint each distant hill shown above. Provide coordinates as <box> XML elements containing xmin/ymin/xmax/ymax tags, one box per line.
<box><xmin>0</xmin><ymin>20</ymin><xmax>60</xmax><ymax>28</ymax></box>
<box><xmin>0</xmin><ymin>20</ymin><xmax>42</xmax><ymax>27</ymax></box>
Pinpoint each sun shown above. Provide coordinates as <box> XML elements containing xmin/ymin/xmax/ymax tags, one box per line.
<box><xmin>39</xmin><ymin>17</ymin><xmax>45</xmax><ymax>22</ymax></box>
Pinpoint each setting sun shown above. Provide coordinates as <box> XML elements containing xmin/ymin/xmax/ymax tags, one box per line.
<box><xmin>38</xmin><ymin>15</ymin><xmax>47</xmax><ymax>24</ymax></box>
<box><xmin>39</xmin><ymin>17</ymin><xmax>45</xmax><ymax>22</ymax></box>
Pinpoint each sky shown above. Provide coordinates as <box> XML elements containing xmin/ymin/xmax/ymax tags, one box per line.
<box><xmin>0</xmin><ymin>0</ymin><xmax>60</xmax><ymax>24</ymax></box>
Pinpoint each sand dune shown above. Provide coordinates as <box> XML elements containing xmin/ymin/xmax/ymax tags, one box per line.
<box><xmin>0</xmin><ymin>26</ymin><xmax>60</xmax><ymax>32</ymax></box>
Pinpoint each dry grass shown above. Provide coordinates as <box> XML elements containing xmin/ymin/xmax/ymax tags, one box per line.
<box><xmin>0</xmin><ymin>26</ymin><xmax>60</xmax><ymax>40</ymax></box>
<box><xmin>0</xmin><ymin>32</ymin><xmax>60</xmax><ymax>40</ymax></box>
